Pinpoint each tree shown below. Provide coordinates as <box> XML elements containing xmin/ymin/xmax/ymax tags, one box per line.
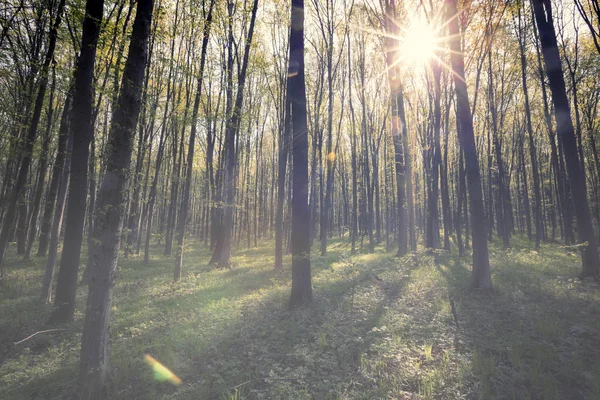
<box><xmin>175</xmin><ymin>0</ymin><xmax>214</xmax><ymax>280</ymax></box>
<box><xmin>575</xmin><ymin>0</ymin><xmax>600</xmax><ymax>56</ymax></box>
<box><xmin>515</xmin><ymin>2</ymin><xmax>543</xmax><ymax>249</ymax></box>
<box><xmin>209</xmin><ymin>0</ymin><xmax>259</xmax><ymax>268</ymax></box>
<box><xmin>79</xmin><ymin>0</ymin><xmax>154</xmax><ymax>395</ymax></box>
<box><xmin>275</xmin><ymin>68</ymin><xmax>291</xmax><ymax>270</ymax></box>
<box><xmin>383</xmin><ymin>0</ymin><xmax>408</xmax><ymax>257</ymax></box>
<box><xmin>49</xmin><ymin>0</ymin><xmax>105</xmax><ymax>324</ymax></box>
<box><xmin>446</xmin><ymin>0</ymin><xmax>492</xmax><ymax>290</ymax></box>
<box><xmin>289</xmin><ymin>0</ymin><xmax>312</xmax><ymax>306</ymax></box>
<box><xmin>531</xmin><ymin>0</ymin><xmax>600</xmax><ymax>277</ymax></box>
<box><xmin>0</xmin><ymin>0</ymin><xmax>66</xmax><ymax>274</ymax></box>
<box><xmin>40</xmin><ymin>85</ymin><xmax>74</xmax><ymax>302</ymax></box>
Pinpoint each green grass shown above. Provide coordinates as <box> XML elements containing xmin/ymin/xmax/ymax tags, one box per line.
<box><xmin>1</xmin><ymin>235</ymin><xmax>599</xmax><ymax>399</ymax></box>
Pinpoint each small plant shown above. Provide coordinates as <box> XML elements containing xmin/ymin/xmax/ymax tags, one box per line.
<box><xmin>318</xmin><ymin>331</ymin><xmax>327</xmax><ymax>349</ymax></box>
<box><xmin>423</xmin><ymin>343</ymin><xmax>433</xmax><ymax>360</ymax></box>
<box><xmin>418</xmin><ymin>377</ymin><xmax>434</xmax><ymax>399</ymax></box>
<box><xmin>442</xmin><ymin>350</ymin><xmax>451</xmax><ymax>372</ymax></box>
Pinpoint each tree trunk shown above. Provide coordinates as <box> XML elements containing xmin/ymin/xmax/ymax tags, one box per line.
<box><xmin>25</xmin><ymin>69</ymin><xmax>57</xmax><ymax>260</ymax></box>
<box><xmin>531</xmin><ymin>0</ymin><xmax>600</xmax><ymax>276</ymax></box>
<box><xmin>210</xmin><ymin>0</ymin><xmax>259</xmax><ymax>268</ymax></box>
<box><xmin>38</xmin><ymin>84</ymin><xmax>73</xmax><ymax>257</ymax></box>
<box><xmin>49</xmin><ymin>0</ymin><xmax>102</xmax><ymax>324</ymax></box>
<box><xmin>275</xmin><ymin>77</ymin><xmax>291</xmax><ymax>270</ymax></box>
<box><xmin>289</xmin><ymin>0</ymin><xmax>312</xmax><ymax>306</ymax></box>
<box><xmin>446</xmin><ymin>0</ymin><xmax>492</xmax><ymax>290</ymax></box>
<box><xmin>41</xmin><ymin>123</ymin><xmax>73</xmax><ymax>303</ymax></box>
<box><xmin>175</xmin><ymin>0</ymin><xmax>213</xmax><ymax>280</ymax></box>
<box><xmin>79</xmin><ymin>0</ymin><xmax>153</xmax><ymax>395</ymax></box>
<box><xmin>0</xmin><ymin>0</ymin><xmax>66</xmax><ymax>274</ymax></box>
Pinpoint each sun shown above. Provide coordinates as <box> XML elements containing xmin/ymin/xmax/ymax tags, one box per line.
<box><xmin>400</xmin><ymin>17</ymin><xmax>437</xmax><ymax>68</ymax></box>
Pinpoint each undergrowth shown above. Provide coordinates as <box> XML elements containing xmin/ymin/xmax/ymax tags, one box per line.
<box><xmin>0</xmin><ymin>236</ymin><xmax>599</xmax><ymax>399</ymax></box>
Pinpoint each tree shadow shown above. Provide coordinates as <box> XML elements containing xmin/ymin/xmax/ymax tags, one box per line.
<box><xmin>432</xmin><ymin>244</ymin><xmax>600</xmax><ymax>399</ymax></box>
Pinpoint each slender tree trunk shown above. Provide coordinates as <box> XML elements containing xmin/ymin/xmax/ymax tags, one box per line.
<box><xmin>383</xmin><ymin>1</ymin><xmax>408</xmax><ymax>256</ymax></box>
<box><xmin>41</xmin><ymin>122</ymin><xmax>73</xmax><ymax>303</ymax></box>
<box><xmin>275</xmin><ymin>77</ymin><xmax>291</xmax><ymax>270</ymax></box>
<box><xmin>446</xmin><ymin>0</ymin><xmax>492</xmax><ymax>289</ymax></box>
<box><xmin>531</xmin><ymin>6</ymin><xmax>573</xmax><ymax>245</ymax></box>
<box><xmin>427</xmin><ymin>61</ymin><xmax>442</xmax><ymax>249</ymax></box>
<box><xmin>144</xmin><ymin>0</ymin><xmax>180</xmax><ymax>264</ymax></box>
<box><xmin>210</xmin><ymin>0</ymin><xmax>259</xmax><ymax>268</ymax></box>
<box><xmin>38</xmin><ymin>83</ymin><xmax>74</xmax><ymax>257</ymax></box>
<box><xmin>174</xmin><ymin>0</ymin><xmax>213</xmax><ymax>280</ymax></box>
<box><xmin>25</xmin><ymin>69</ymin><xmax>57</xmax><ymax>260</ymax></box>
<box><xmin>0</xmin><ymin>0</ymin><xmax>66</xmax><ymax>274</ymax></box>
<box><xmin>487</xmin><ymin>50</ymin><xmax>510</xmax><ymax>248</ymax></box>
<box><xmin>347</xmin><ymin>34</ymin><xmax>358</xmax><ymax>254</ymax></box>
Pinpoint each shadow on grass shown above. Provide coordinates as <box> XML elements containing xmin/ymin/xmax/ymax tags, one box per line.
<box><xmin>4</xmin><ymin>237</ymin><xmax>600</xmax><ymax>400</ymax></box>
<box><xmin>432</xmin><ymin>240</ymin><xmax>600</xmax><ymax>400</ymax></box>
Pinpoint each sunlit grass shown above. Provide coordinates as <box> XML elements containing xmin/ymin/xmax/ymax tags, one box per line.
<box><xmin>0</xmin><ymin>234</ymin><xmax>599</xmax><ymax>399</ymax></box>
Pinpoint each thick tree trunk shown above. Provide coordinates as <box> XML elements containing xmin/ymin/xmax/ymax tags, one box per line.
<box><xmin>16</xmin><ymin>202</ymin><xmax>27</xmax><ymax>254</ymax></box>
<box><xmin>49</xmin><ymin>0</ymin><xmax>102</xmax><ymax>324</ymax></box>
<box><xmin>531</xmin><ymin>0</ymin><xmax>600</xmax><ymax>276</ymax></box>
<box><xmin>79</xmin><ymin>0</ymin><xmax>152</xmax><ymax>396</ymax></box>
<box><xmin>289</xmin><ymin>0</ymin><xmax>312</xmax><ymax>306</ymax></box>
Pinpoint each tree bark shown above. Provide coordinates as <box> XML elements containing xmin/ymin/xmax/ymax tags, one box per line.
<box><xmin>49</xmin><ymin>0</ymin><xmax>104</xmax><ymax>324</ymax></box>
<box><xmin>446</xmin><ymin>0</ymin><xmax>492</xmax><ymax>290</ymax></box>
<box><xmin>275</xmin><ymin>76</ymin><xmax>291</xmax><ymax>270</ymax></box>
<box><xmin>531</xmin><ymin>0</ymin><xmax>600</xmax><ymax>276</ymax></box>
<box><xmin>517</xmin><ymin>4</ymin><xmax>542</xmax><ymax>249</ymax></box>
<box><xmin>41</xmin><ymin>117</ymin><xmax>73</xmax><ymax>303</ymax></box>
<box><xmin>38</xmin><ymin>84</ymin><xmax>74</xmax><ymax>257</ymax></box>
<box><xmin>79</xmin><ymin>0</ymin><xmax>153</xmax><ymax>395</ymax></box>
<box><xmin>289</xmin><ymin>0</ymin><xmax>312</xmax><ymax>306</ymax></box>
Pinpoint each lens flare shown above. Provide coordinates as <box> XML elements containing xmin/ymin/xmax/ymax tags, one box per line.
<box><xmin>144</xmin><ymin>354</ymin><xmax>182</xmax><ymax>385</ymax></box>
<box><xmin>400</xmin><ymin>17</ymin><xmax>437</xmax><ymax>67</ymax></box>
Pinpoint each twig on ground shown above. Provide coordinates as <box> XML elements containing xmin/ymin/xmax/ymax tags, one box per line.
<box><xmin>13</xmin><ymin>329</ymin><xmax>73</xmax><ymax>345</ymax></box>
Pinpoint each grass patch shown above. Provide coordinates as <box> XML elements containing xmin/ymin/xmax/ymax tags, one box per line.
<box><xmin>0</xmin><ymin>235</ymin><xmax>599</xmax><ymax>399</ymax></box>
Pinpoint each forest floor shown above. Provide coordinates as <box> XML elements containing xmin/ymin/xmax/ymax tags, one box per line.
<box><xmin>1</xmin><ymin>236</ymin><xmax>600</xmax><ymax>399</ymax></box>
